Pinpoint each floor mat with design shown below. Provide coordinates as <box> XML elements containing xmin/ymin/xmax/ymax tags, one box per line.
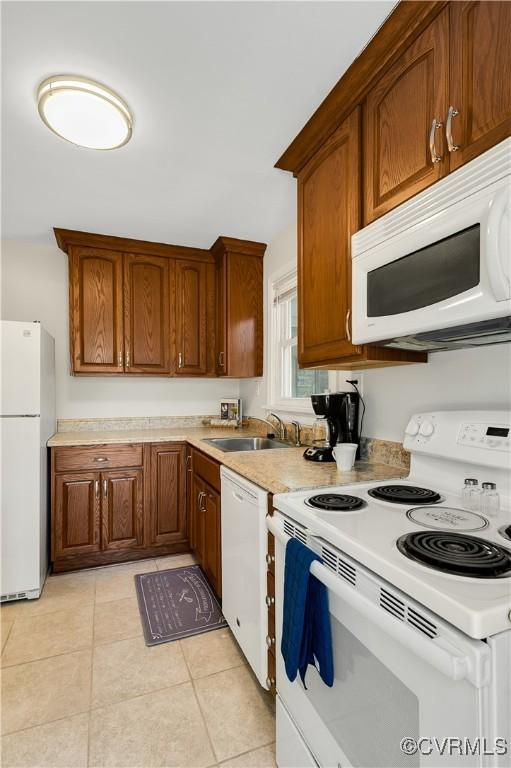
<box><xmin>134</xmin><ymin>565</ymin><xmax>227</xmax><ymax>646</ymax></box>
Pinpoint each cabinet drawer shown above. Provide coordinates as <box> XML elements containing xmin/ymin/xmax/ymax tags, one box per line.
<box><xmin>54</xmin><ymin>444</ymin><xmax>143</xmax><ymax>473</ymax></box>
<box><xmin>193</xmin><ymin>449</ymin><xmax>221</xmax><ymax>492</ymax></box>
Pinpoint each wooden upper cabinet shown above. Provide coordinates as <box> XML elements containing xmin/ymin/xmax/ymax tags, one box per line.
<box><xmin>298</xmin><ymin>109</ymin><xmax>362</xmax><ymax>366</ymax></box>
<box><xmin>124</xmin><ymin>254</ymin><xmax>170</xmax><ymax>374</ymax></box>
<box><xmin>149</xmin><ymin>443</ymin><xmax>187</xmax><ymax>546</ymax></box>
<box><xmin>448</xmin><ymin>1</ymin><xmax>511</xmax><ymax>171</ymax></box>
<box><xmin>174</xmin><ymin>259</ymin><xmax>209</xmax><ymax>376</ymax></box>
<box><xmin>364</xmin><ymin>8</ymin><xmax>450</xmax><ymax>223</ymax></box>
<box><xmin>69</xmin><ymin>247</ymin><xmax>124</xmax><ymax>373</ymax></box>
<box><xmin>101</xmin><ymin>469</ymin><xmax>144</xmax><ymax>551</ymax></box>
<box><xmin>211</xmin><ymin>237</ymin><xmax>266</xmax><ymax>377</ymax></box>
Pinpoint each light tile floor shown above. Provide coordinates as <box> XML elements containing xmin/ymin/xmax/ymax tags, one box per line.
<box><xmin>1</xmin><ymin>555</ymin><xmax>276</xmax><ymax>768</ymax></box>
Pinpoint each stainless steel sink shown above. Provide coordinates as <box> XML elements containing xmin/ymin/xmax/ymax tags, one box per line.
<box><xmin>203</xmin><ymin>436</ymin><xmax>290</xmax><ymax>452</ymax></box>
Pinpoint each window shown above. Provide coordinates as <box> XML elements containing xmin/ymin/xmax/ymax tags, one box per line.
<box><xmin>268</xmin><ymin>267</ymin><xmax>337</xmax><ymax>413</ymax></box>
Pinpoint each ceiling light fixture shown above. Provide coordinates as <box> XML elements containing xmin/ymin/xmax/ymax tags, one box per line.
<box><xmin>37</xmin><ymin>75</ymin><xmax>132</xmax><ymax>150</ymax></box>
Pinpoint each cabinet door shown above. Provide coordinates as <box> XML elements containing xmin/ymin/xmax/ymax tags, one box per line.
<box><xmin>124</xmin><ymin>254</ymin><xmax>170</xmax><ymax>374</ymax></box>
<box><xmin>364</xmin><ymin>9</ymin><xmax>449</xmax><ymax>223</ymax></box>
<box><xmin>225</xmin><ymin>254</ymin><xmax>263</xmax><ymax>377</ymax></box>
<box><xmin>202</xmin><ymin>483</ymin><xmax>221</xmax><ymax>597</ymax></box>
<box><xmin>149</xmin><ymin>443</ymin><xmax>187</xmax><ymax>546</ymax></box>
<box><xmin>186</xmin><ymin>448</ymin><xmax>195</xmax><ymax>550</ymax></box>
<box><xmin>69</xmin><ymin>247</ymin><xmax>124</xmax><ymax>373</ymax></box>
<box><xmin>192</xmin><ymin>474</ymin><xmax>206</xmax><ymax>564</ymax></box>
<box><xmin>449</xmin><ymin>2</ymin><xmax>511</xmax><ymax>171</ymax></box>
<box><xmin>101</xmin><ymin>469</ymin><xmax>144</xmax><ymax>551</ymax></box>
<box><xmin>297</xmin><ymin>108</ymin><xmax>362</xmax><ymax>366</ymax></box>
<box><xmin>54</xmin><ymin>473</ymin><xmax>101</xmax><ymax>558</ymax></box>
<box><xmin>174</xmin><ymin>260</ymin><xmax>208</xmax><ymax>375</ymax></box>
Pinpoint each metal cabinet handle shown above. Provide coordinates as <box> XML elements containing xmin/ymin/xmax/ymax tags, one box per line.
<box><xmin>265</xmin><ymin>595</ymin><xmax>275</xmax><ymax>607</ymax></box>
<box><xmin>265</xmin><ymin>553</ymin><xmax>275</xmax><ymax>565</ymax></box>
<box><xmin>197</xmin><ymin>491</ymin><xmax>206</xmax><ymax>512</ymax></box>
<box><xmin>446</xmin><ymin>106</ymin><xmax>460</xmax><ymax>152</ymax></box>
<box><xmin>186</xmin><ymin>454</ymin><xmax>192</xmax><ymax>472</ymax></box>
<box><xmin>429</xmin><ymin>118</ymin><xmax>443</xmax><ymax>163</ymax></box>
<box><xmin>93</xmin><ymin>457</ymin><xmax>108</xmax><ymax>463</ymax></box>
<box><xmin>218</xmin><ymin>351</ymin><xmax>225</xmax><ymax>369</ymax></box>
<box><xmin>103</xmin><ymin>480</ymin><xmax>108</xmax><ymax>499</ymax></box>
<box><xmin>266</xmin><ymin>635</ymin><xmax>276</xmax><ymax>648</ymax></box>
<box><xmin>95</xmin><ymin>480</ymin><xmax>100</xmax><ymax>500</ymax></box>
<box><xmin>118</xmin><ymin>352</ymin><xmax>123</xmax><ymax>368</ymax></box>
<box><xmin>345</xmin><ymin>308</ymin><xmax>351</xmax><ymax>342</ymax></box>
<box><xmin>178</xmin><ymin>352</ymin><xmax>183</xmax><ymax>369</ymax></box>
<box><xmin>265</xmin><ymin>677</ymin><xmax>275</xmax><ymax>691</ymax></box>
<box><xmin>126</xmin><ymin>351</ymin><xmax>130</xmax><ymax>368</ymax></box>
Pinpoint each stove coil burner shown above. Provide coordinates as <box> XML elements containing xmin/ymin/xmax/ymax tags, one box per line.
<box><xmin>368</xmin><ymin>484</ymin><xmax>441</xmax><ymax>505</ymax></box>
<box><xmin>397</xmin><ymin>530</ymin><xmax>511</xmax><ymax>579</ymax></box>
<box><xmin>306</xmin><ymin>493</ymin><xmax>365</xmax><ymax>511</ymax></box>
<box><xmin>499</xmin><ymin>524</ymin><xmax>511</xmax><ymax>542</ymax></box>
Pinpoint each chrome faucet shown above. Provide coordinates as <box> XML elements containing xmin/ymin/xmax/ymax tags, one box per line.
<box><xmin>249</xmin><ymin>416</ymin><xmax>279</xmax><ymax>437</ymax></box>
<box><xmin>269</xmin><ymin>413</ymin><xmax>286</xmax><ymax>441</ymax></box>
<box><xmin>291</xmin><ymin>420</ymin><xmax>302</xmax><ymax>447</ymax></box>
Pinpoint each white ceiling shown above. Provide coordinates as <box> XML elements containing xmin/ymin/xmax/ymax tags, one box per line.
<box><xmin>2</xmin><ymin>1</ymin><xmax>394</xmax><ymax>248</ymax></box>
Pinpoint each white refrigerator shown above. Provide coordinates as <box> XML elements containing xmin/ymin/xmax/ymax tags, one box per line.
<box><xmin>1</xmin><ymin>321</ymin><xmax>55</xmax><ymax>601</ymax></box>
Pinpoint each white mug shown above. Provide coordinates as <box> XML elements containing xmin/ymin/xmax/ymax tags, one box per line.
<box><xmin>332</xmin><ymin>443</ymin><xmax>358</xmax><ymax>472</ymax></box>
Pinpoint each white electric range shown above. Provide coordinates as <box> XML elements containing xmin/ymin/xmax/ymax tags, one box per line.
<box><xmin>269</xmin><ymin>410</ymin><xmax>511</xmax><ymax>768</ymax></box>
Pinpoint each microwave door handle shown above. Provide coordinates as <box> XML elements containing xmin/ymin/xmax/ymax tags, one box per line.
<box><xmin>267</xmin><ymin>516</ymin><xmax>487</xmax><ymax>688</ymax></box>
<box><xmin>486</xmin><ymin>189</ymin><xmax>510</xmax><ymax>301</ymax></box>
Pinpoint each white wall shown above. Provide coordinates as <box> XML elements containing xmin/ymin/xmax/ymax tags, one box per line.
<box><xmin>0</xmin><ymin>239</ymin><xmax>240</xmax><ymax>419</ymax></box>
<box><xmin>241</xmin><ymin>221</ymin><xmax>511</xmax><ymax>443</ymax></box>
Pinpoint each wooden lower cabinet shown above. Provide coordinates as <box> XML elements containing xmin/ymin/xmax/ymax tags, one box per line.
<box><xmin>51</xmin><ymin>443</ymin><xmax>189</xmax><ymax>572</ymax></box>
<box><xmin>189</xmin><ymin>449</ymin><xmax>222</xmax><ymax>597</ymax></box>
<box><xmin>101</xmin><ymin>469</ymin><xmax>144</xmax><ymax>551</ymax></box>
<box><xmin>149</xmin><ymin>443</ymin><xmax>187</xmax><ymax>546</ymax></box>
<box><xmin>51</xmin><ymin>443</ymin><xmax>223</xmax><ymax>597</ymax></box>
<box><xmin>53</xmin><ymin>472</ymin><xmax>101</xmax><ymax>559</ymax></box>
<box><xmin>201</xmin><ymin>484</ymin><xmax>221</xmax><ymax>596</ymax></box>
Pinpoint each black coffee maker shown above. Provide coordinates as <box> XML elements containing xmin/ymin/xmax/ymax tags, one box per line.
<box><xmin>303</xmin><ymin>392</ymin><xmax>360</xmax><ymax>462</ymax></box>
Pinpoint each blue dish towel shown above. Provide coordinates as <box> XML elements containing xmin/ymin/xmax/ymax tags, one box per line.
<box><xmin>280</xmin><ymin>537</ymin><xmax>334</xmax><ymax>688</ymax></box>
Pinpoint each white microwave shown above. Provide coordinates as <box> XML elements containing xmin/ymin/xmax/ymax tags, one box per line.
<box><xmin>352</xmin><ymin>139</ymin><xmax>511</xmax><ymax>352</ymax></box>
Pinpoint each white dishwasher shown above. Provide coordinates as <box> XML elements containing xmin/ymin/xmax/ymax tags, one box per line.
<box><xmin>221</xmin><ymin>466</ymin><xmax>268</xmax><ymax>687</ymax></box>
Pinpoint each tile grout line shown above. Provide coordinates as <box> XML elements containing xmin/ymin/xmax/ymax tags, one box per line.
<box><xmin>217</xmin><ymin>738</ymin><xmax>277</xmax><ymax>767</ymax></box>
<box><xmin>87</xmin><ymin>594</ymin><xmax>96</xmax><ymax>768</ymax></box>
<box><xmin>180</xmin><ymin>639</ymin><xmax>220</xmax><ymax>765</ymax></box>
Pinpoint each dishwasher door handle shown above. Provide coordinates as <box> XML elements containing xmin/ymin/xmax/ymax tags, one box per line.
<box><xmin>232</xmin><ymin>491</ymin><xmax>245</xmax><ymax>503</ymax></box>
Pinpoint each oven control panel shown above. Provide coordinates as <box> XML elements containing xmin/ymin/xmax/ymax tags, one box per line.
<box><xmin>457</xmin><ymin>422</ymin><xmax>510</xmax><ymax>451</ymax></box>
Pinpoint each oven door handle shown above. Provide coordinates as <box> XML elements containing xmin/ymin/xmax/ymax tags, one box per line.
<box><xmin>267</xmin><ymin>516</ymin><xmax>489</xmax><ymax>688</ymax></box>
<box><xmin>486</xmin><ymin>187</ymin><xmax>510</xmax><ymax>301</ymax></box>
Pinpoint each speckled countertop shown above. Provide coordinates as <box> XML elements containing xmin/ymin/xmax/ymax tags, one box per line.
<box><xmin>48</xmin><ymin>425</ymin><xmax>408</xmax><ymax>494</ymax></box>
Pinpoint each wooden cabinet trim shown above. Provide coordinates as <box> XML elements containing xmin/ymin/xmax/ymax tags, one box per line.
<box><xmin>56</xmin><ymin>228</ymin><xmax>213</xmax><ymax>263</ymax></box>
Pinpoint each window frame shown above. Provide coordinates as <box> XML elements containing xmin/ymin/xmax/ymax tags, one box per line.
<box><xmin>265</xmin><ymin>264</ymin><xmax>339</xmax><ymax>417</ymax></box>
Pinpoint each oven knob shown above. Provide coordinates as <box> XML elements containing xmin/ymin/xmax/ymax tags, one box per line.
<box><xmin>419</xmin><ymin>421</ymin><xmax>434</xmax><ymax>437</ymax></box>
<box><xmin>405</xmin><ymin>419</ymin><xmax>420</xmax><ymax>436</ymax></box>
